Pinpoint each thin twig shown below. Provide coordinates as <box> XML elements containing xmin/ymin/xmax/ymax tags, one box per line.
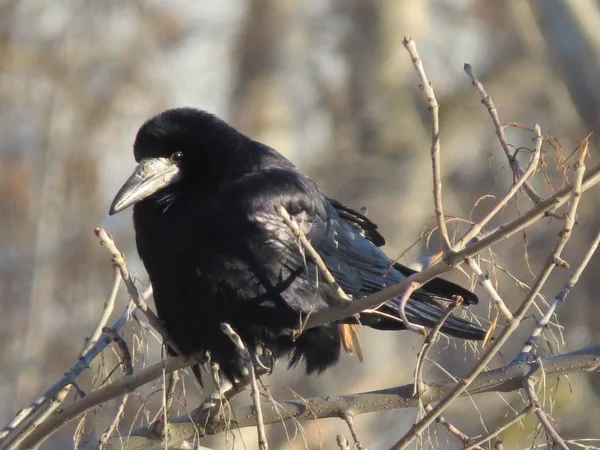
<box><xmin>455</xmin><ymin>125</ymin><xmax>542</xmax><ymax>250</ymax></box>
<box><xmin>0</xmin><ymin>271</ymin><xmax>128</xmax><ymax>447</ymax></box>
<box><xmin>2</xmin><ymin>387</ymin><xmax>70</xmax><ymax>450</ymax></box>
<box><xmin>515</xmin><ymin>139</ymin><xmax>592</xmax><ymax>363</ymax></box>
<box><xmin>99</xmin><ymin>327</ymin><xmax>134</xmax><ymax>448</ymax></box>
<box><xmin>396</xmin><ymin>281</ymin><xmax>427</xmax><ymax>334</ymax></box>
<box><xmin>515</xmin><ymin>224</ymin><xmax>599</xmax><ymax>364</ymax></box>
<box><xmin>304</xmin><ymin>159</ymin><xmax>600</xmax><ymax>331</ymax></box>
<box><xmin>221</xmin><ymin>323</ymin><xmax>268</xmax><ymax>450</ymax></box>
<box><xmin>390</xmin><ymin>125</ymin><xmax>585</xmax><ymax>450</ymax></box>
<box><xmin>151</xmin><ymin>369</ymin><xmax>180</xmax><ymax>438</ymax></box>
<box><xmin>403</xmin><ymin>36</ymin><xmax>453</xmax><ymax>253</ymax></box>
<box><xmin>17</xmin><ymin>357</ymin><xmax>190</xmax><ymax>450</ymax></box>
<box><xmin>424</xmin><ymin>404</ymin><xmax>475</xmax><ymax>448</ymax></box>
<box><xmin>466</xmin><ymin>258</ymin><xmax>513</xmax><ymax>321</ymax></box>
<box><xmin>523</xmin><ymin>377</ymin><xmax>568</xmax><ymax>450</ymax></box>
<box><xmin>463</xmin><ymin>406</ymin><xmax>532</xmax><ymax>450</ymax></box>
<box><xmin>92</xmin><ymin>346</ymin><xmax>600</xmax><ymax>449</ymax></box>
<box><xmin>414</xmin><ymin>296</ymin><xmax>462</xmax><ymax>396</ymax></box>
<box><xmin>94</xmin><ymin>227</ymin><xmax>182</xmax><ymax>356</ymax></box>
<box><xmin>464</xmin><ymin>63</ymin><xmax>542</xmax><ymax>204</ymax></box>
<box><xmin>85</xmin><ymin>267</ymin><xmax>122</xmax><ymax>354</ymax></box>
<box><xmin>341</xmin><ymin>413</ymin><xmax>365</xmax><ymax>450</ymax></box>
<box><xmin>0</xmin><ymin>298</ymin><xmax>138</xmax><ymax>448</ymax></box>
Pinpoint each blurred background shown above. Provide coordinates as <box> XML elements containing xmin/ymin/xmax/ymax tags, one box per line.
<box><xmin>1</xmin><ymin>1</ymin><xmax>600</xmax><ymax>448</ymax></box>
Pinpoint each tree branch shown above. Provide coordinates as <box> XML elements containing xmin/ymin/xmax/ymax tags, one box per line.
<box><xmin>92</xmin><ymin>345</ymin><xmax>600</xmax><ymax>450</ymax></box>
<box><xmin>403</xmin><ymin>36</ymin><xmax>453</xmax><ymax>254</ymax></box>
<box><xmin>463</xmin><ymin>63</ymin><xmax>542</xmax><ymax>204</ymax></box>
<box><xmin>304</xmin><ymin>161</ymin><xmax>600</xmax><ymax>330</ymax></box>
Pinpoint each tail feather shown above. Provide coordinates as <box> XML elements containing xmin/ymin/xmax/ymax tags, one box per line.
<box><xmin>402</xmin><ymin>298</ymin><xmax>485</xmax><ymax>340</ymax></box>
<box><xmin>393</xmin><ymin>263</ymin><xmax>479</xmax><ymax>305</ymax></box>
<box><xmin>358</xmin><ymin>300</ymin><xmax>485</xmax><ymax>340</ymax></box>
<box><xmin>355</xmin><ymin>281</ymin><xmax>485</xmax><ymax>340</ymax></box>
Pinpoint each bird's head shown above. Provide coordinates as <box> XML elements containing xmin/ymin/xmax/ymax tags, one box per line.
<box><xmin>109</xmin><ymin>108</ymin><xmax>242</xmax><ymax>215</ymax></box>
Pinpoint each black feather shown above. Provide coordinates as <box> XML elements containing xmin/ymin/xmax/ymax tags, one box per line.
<box><xmin>110</xmin><ymin>107</ymin><xmax>486</xmax><ymax>382</ymax></box>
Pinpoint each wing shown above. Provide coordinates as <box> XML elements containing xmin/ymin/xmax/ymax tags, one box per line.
<box><xmin>306</xmin><ymin>199</ymin><xmax>484</xmax><ymax>339</ymax></box>
<box><xmin>327</xmin><ymin>198</ymin><xmax>386</xmax><ymax>246</ymax></box>
<box><xmin>218</xmin><ymin>170</ymin><xmax>484</xmax><ymax>340</ymax></box>
<box><xmin>328</xmin><ymin>198</ymin><xmax>479</xmax><ymax>305</ymax></box>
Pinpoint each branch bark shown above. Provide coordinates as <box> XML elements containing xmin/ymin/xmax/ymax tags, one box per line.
<box><xmin>87</xmin><ymin>345</ymin><xmax>600</xmax><ymax>450</ymax></box>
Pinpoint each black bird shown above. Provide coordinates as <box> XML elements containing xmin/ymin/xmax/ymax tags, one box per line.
<box><xmin>109</xmin><ymin>108</ymin><xmax>485</xmax><ymax>382</ymax></box>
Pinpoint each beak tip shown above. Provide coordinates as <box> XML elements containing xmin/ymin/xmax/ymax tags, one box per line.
<box><xmin>108</xmin><ymin>201</ymin><xmax>122</xmax><ymax>216</ymax></box>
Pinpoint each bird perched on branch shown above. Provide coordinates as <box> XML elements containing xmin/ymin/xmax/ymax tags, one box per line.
<box><xmin>109</xmin><ymin>108</ymin><xmax>485</xmax><ymax>382</ymax></box>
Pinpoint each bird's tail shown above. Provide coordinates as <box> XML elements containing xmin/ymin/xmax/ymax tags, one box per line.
<box><xmin>359</xmin><ymin>298</ymin><xmax>485</xmax><ymax>340</ymax></box>
<box><xmin>354</xmin><ymin>270</ymin><xmax>486</xmax><ymax>340</ymax></box>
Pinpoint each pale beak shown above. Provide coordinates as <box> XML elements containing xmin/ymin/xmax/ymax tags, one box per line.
<box><xmin>109</xmin><ymin>157</ymin><xmax>181</xmax><ymax>215</ymax></box>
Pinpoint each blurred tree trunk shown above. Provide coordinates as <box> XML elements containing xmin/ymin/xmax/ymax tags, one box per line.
<box><xmin>529</xmin><ymin>0</ymin><xmax>600</xmax><ymax>131</ymax></box>
<box><xmin>228</xmin><ymin>0</ymin><xmax>299</xmax><ymax>159</ymax></box>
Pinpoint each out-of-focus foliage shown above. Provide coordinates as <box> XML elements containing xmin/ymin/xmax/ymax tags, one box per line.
<box><xmin>2</xmin><ymin>1</ymin><xmax>600</xmax><ymax>448</ymax></box>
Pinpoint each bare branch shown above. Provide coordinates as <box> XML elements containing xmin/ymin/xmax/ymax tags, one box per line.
<box><xmin>403</xmin><ymin>36</ymin><xmax>453</xmax><ymax>253</ymax></box>
<box><xmin>86</xmin><ymin>267</ymin><xmax>122</xmax><ymax>354</ymax></box>
<box><xmin>467</xmin><ymin>257</ymin><xmax>513</xmax><ymax>321</ymax></box>
<box><xmin>523</xmin><ymin>377</ymin><xmax>568</xmax><ymax>450</ymax></box>
<box><xmin>2</xmin><ymin>387</ymin><xmax>70</xmax><ymax>450</ymax></box>
<box><xmin>221</xmin><ymin>323</ymin><xmax>268</xmax><ymax>450</ymax></box>
<box><xmin>414</xmin><ymin>296</ymin><xmax>462</xmax><ymax>396</ymax></box>
<box><xmin>463</xmin><ymin>63</ymin><xmax>542</xmax><ymax>204</ymax></box>
<box><xmin>94</xmin><ymin>345</ymin><xmax>600</xmax><ymax>450</ymax></box>
<box><xmin>0</xmin><ymin>296</ymin><xmax>139</xmax><ymax>449</ymax></box>
<box><xmin>94</xmin><ymin>227</ymin><xmax>182</xmax><ymax>356</ymax></box>
<box><xmin>341</xmin><ymin>413</ymin><xmax>365</xmax><ymax>450</ymax></box>
<box><xmin>17</xmin><ymin>357</ymin><xmax>191</xmax><ymax>450</ymax></box>
<box><xmin>150</xmin><ymin>369</ymin><xmax>180</xmax><ymax>438</ymax></box>
<box><xmin>304</xmin><ymin>160</ymin><xmax>600</xmax><ymax>330</ymax></box>
<box><xmin>396</xmin><ymin>281</ymin><xmax>427</xmax><ymax>334</ymax></box>
<box><xmin>391</xmin><ymin>125</ymin><xmax>585</xmax><ymax>449</ymax></box>
<box><xmin>0</xmin><ymin>272</ymin><xmax>132</xmax><ymax>448</ymax></box>
<box><xmin>425</xmin><ymin>404</ymin><xmax>475</xmax><ymax>448</ymax></box>
<box><xmin>515</xmin><ymin>139</ymin><xmax>594</xmax><ymax>363</ymax></box>
<box><xmin>455</xmin><ymin>124</ymin><xmax>543</xmax><ymax>250</ymax></box>
<box><xmin>99</xmin><ymin>327</ymin><xmax>134</xmax><ymax>448</ymax></box>
<box><xmin>463</xmin><ymin>406</ymin><xmax>532</xmax><ymax>450</ymax></box>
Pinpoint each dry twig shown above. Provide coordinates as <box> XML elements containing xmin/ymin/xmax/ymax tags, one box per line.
<box><xmin>414</xmin><ymin>296</ymin><xmax>462</xmax><ymax>397</ymax></box>
<box><xmin>515</xmin><ymin>139</ymin><xmax>593</xmax><ymax>363</ymax></box>
<box><xmin>467</xmin><ymin>257</ymin><xmax>513</xmax><ymax>322</ymax></box>
<box><xmin>90</xmin><ymin>345</ymin><xmax>600</xmax><ymax>450</ymax></box>
<box><xmin>221</xmin><ymin>323</ymin><xmax>268</xmax><ymax>450</ymax></box>
<box><xmin>463</xmin><ymin>63</ymin><xmax>542</xmax><ymax>204</ymax></box>
<box><xmin>389</xmin><ymin>125</ymin><xmax>582</xmax><ymax>450</ymax></box>
<box><xmin>341</xmin><ymin>413</ymin><xmax>365</xmax><ymax>450</ymax></box>
<box><xmin>94</xmin><ymin>227</ymin><xmax>182</xmax><ymax>356</ymax></box>
<box><xmin>99</xmin><ymin>327</ymin><xmax>134</xmax><ymax>448</ymax></box>
<box><xmin>463</xmin><ymin>406</ymin><xmax>533</xmax><ymax>450</ymax></box>
<box><xmin>150</xmin><ymin>369</ymin><xmax>180</xmax><ymax>438</ymax></box>
<box><xmin>304</xmin><ymin>135</ymin><xmax>600</xmax><ymax>332</ymax></box>
<box><xmin>523</xmin><ymin>378</ymin><xmax>568</xmax><ymax>450</ymax></box>
<box><xmin>403</xmin><ymin>36</ymin><xmax>453</xmax><ymax>254</ymax></box>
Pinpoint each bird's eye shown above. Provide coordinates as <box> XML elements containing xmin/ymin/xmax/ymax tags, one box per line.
<box><xmin>170</xmin><ymin>151</ymin><xmax>183</xmax><ymax>163</ymax></box>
